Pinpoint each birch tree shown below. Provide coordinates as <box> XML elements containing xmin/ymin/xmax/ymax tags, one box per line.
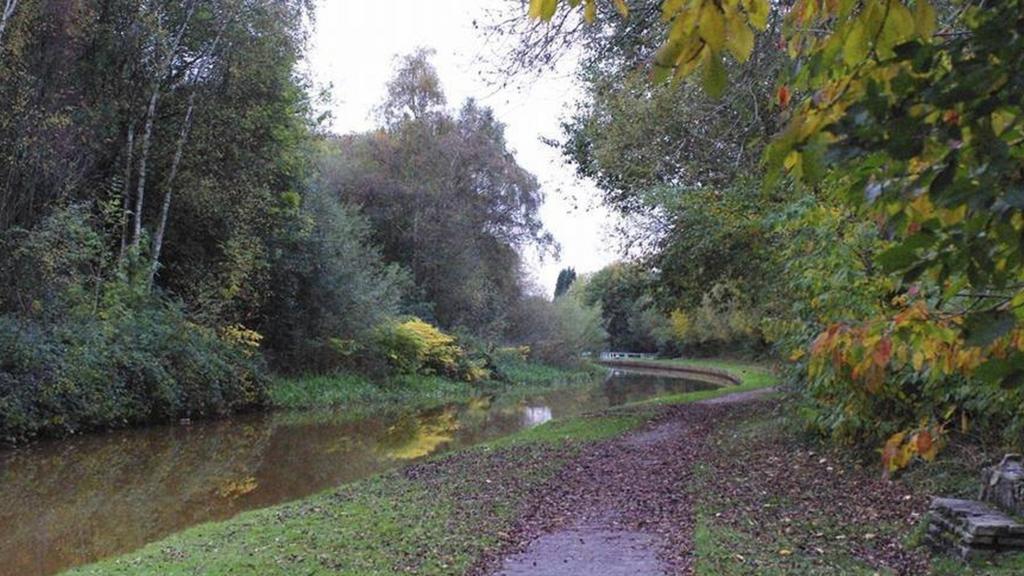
<box><xmin>131</xmin><ymin>0</ymin><xmax>197</xmax><ymax>249</ymax></box>
<box><xmin>0</xmin><ymin>0</ymin><xmax>17</xmax><ymax>52</ymax></box>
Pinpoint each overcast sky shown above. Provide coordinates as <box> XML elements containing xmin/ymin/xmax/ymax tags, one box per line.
<box><xmin>304</xmin><ymin>0</ymin><xmax>618</xmax><ymax>296</ymax></box>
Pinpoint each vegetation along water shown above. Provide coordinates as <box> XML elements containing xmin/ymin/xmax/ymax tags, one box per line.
<box><xmin>1</xmin><ymin>0</ymin><xmax>1024</xmax><ymax>574</ymax></box>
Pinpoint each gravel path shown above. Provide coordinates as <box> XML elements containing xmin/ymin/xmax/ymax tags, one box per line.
<box><xmin>471</xmin><ymin>389</ymin><xmax>768</xmax><ymax>576</ymax></box>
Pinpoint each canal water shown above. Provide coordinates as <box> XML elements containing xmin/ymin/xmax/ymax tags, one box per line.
<box><xmin>0</xmin><ymin>369</ymin><xmax>719</xmax><ymax>575</ymax></box>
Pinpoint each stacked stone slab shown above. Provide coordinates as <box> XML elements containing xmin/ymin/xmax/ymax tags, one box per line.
<box><xmin>927</xmin><ymin>455</ymin><xmax>1024</xmax><ymax>560</ymax></box>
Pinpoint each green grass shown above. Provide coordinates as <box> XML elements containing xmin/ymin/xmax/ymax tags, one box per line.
<box><xmin>693</xmin><ymin>514</ymin><xmax>887</xmax><ymax>575</ymax></box>
<box><xmin>688</xmin><ymin>404</ymin><xmax>904</xmax><ymax>576</ymax></box>
<box><xmin>66</xmin><ymin>358</ymin><xmax>783</xmax><ymax>576</ymax></box>
<box><xmin>629</xmin><ymin>357</ymin><xmax>779</xmax><ymax>405</ymax></box>
<box><xmin>494</xmin><ymin>355</ymin><xmax>605</xmax><ymax>386</ymax></box>
<box><xmin>66</xmin><ymin>453</ymin><xmax>568</xmax><ymax>576</ymax></box>
<box><xmin>930</xmin><ymin>554</ymin><xmax>1024</xmax><ymax>575</ymax></box>
<box><xmin>269</xmin><ymin>372</ymin><xmax>477</xmax><ymax>411</ymax></box>
<box><xmin>486</xmin><ymin>412</ymin><xmax>649</xmax><ymax>448</ymax></box>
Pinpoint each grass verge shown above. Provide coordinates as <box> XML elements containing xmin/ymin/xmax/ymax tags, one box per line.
<box><xmin>620</xmin><ymin>357</ymin><xmax>778</xmax><ymax>406</ymax></box>
<box><xmin>65</xmin><ymin>407</ymin><xmax>636</xmax><ymax>576</ymax></box>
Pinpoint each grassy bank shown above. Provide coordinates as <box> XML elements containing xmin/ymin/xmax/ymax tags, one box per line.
<box><xmin>637</xmin><ymin>357</ymin><xmax>778</xmax><ymax>405</ymax></box>
<box><xmin>269</xmin><ymin>359</ymin><xmax>605</xmax><ymax>412</ymax></box>
<box><xmin>67</xmin><ymin>359</ymin><xmax>771</xmax><ymax>575</ymax></box>
<box><xmin>74</xmin><ymin>357</ymin><xmax>1024</xmax><ymax>576</ymax></box>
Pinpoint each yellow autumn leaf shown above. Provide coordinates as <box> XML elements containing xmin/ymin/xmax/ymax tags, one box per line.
<box><xmin>699</xmin><ymin>4</ymin><xmax>726</xmax><ymax>51</ymax></box>
<box><xmin>662</xmin><ymin>0</ymin><xmax>686</xmax><ymax>22</ymax></box>
<box><xmin>844</xmin><ymin>23</ymin><xmax>868</xmax><ymax>66</ymax></box>
<box><xmin>939</xmin><ymin>205</ymin><xmax>967</xmax><ymax>226</ymax></box>
<box><xmin>914</xmin><ymin>0</ymin><xmax>937</xmax><ymax>39</ymax></box>
<box><xmin>992</xmin><ymin>109</ymin><xmax>1016</xmax><ymax>136</ymax></box>
<box><xmin>742</xmin><ymin>0</ymin><xmax>769</xmax><ymax>29</ymax></box>
<box><xmin>725</xmin><ymin>10</ymin><xmax>755</xmax><ymax>62</ymax></box>
<box><xmin>529</xmin><ymin>0</ymin><xmax>558</xmax><ymax>20</ymax></box>
<box><xmin>613</xmin><ymin>0</ymin><xmax>629</xmax><ymax>18</ymax></box>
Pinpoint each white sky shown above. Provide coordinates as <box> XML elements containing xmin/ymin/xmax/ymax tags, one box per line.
<box><xmin>305</xmin><ymin>0</ymin><xmax>618</xmax><ymax>297</ymax></box>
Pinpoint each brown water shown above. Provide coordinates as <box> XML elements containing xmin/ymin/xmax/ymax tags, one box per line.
<box><xmin>0</xmin><ymin>370</ymin><xmax>716</xmax><ymax>576</ymax></box>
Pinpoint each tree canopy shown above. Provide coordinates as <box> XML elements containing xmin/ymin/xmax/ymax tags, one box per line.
<box><xmin>519</xmin><ymin>0</ymin><xmax>1024</xmax><ymax>468</ymax></box>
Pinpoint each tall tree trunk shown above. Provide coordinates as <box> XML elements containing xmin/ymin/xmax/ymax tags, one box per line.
<box><xmin>148</xmin><ymin>92</ymin><xmax>195</xmax><ymax>287</ymax></box>
<box><xmin>131</xmin><ymin>87</ymin><xmax>158</xmax><ymax>248</ymax></box>
<box><xmin>129</xmin><ymin>0</ymin><xmax>197</xmax><ymax>249</ymax></box>
<box><xmin>0</xmin><ymin>0</ymin><xmax>18</xmax><ymax>51</ymax></box>
<box><xmin>119</xmin><ymin>123</ymin><xmax>135</xmax><ymax>262</ymax></box>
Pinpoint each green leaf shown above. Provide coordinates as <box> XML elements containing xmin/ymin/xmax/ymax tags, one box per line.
<box><xmin>529</xmin><ymin>0</ymin><xmax>559</xmax><ymax>20</ymax></box>
<box><xmin>613</xmin><ymin>0</ymin><xmax>629</xmax><ymax>18</ymax></box>
<box><xmin>743</xmin><ymin>0</ymin><xmax>770</xmax><ymax>30</ymax></box>
<box><xmin>964</xmin><ymin>310</ymin><xmax>1017</xmax><ymax>347</ymax></box>
<box><xmin>876</xmin><ymin>233</ymin><xmax>936</xmax><ymax>272</ymax></box>
<box><xmin>699</xmin><ymin>5</ymin><xmax>726</xmax><ymax>52</ymax></box>
<box><xmin>914</xmin><ymin>0</ymin><xmax>937</xmax><ymax>38</ymax></box>
<box><xmin>843</xmin><ymin>20</ymin><xmax>869</xmax><ymax>66</ymax></box>
<box><xmin>878</xmin><ymin>2</ymin><xmax>915</xmax><ymax>56</ymax></box>
<box><xmin>701</xmin><ymin>50</ymin><xmax>727</xmax><ymax>98</ymax></box>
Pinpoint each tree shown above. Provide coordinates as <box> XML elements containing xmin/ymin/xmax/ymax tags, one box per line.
<box><xmin>507</xmin><ymin>281</ymin><xmax>607</xmax><ymax>365</ymax></box>
<box><xmin>319</xmin><ymin>51</ymin><xmax>555</xmax><ymax>337</ymax></box>
<box><xmin>523</xmin><ymin>0</ymin><xmax>1024</xmax><ymax>462</ymax></box>
<box><xmin>0</xmin><ymin>0</ymin><xmax>17</xmax><ymax>51</ymax></box>
<box><xmin>0</xmin><ymin>0</ymin><xmax>315</xmax><ymax>329</ymax></box>
<box><xmin>259</xmin><ymin>182</ymin><xmax>410</xmax><ymax>372</ymax></box>
<box><xmin>582</xmin><ymin>262</ymin><xmax>662</xmax><ymax>351</ymax></box>
<box><xmin>554</xmin><ymin>267</ymin><xmax>577</xmax><ymax>298</ymax></box>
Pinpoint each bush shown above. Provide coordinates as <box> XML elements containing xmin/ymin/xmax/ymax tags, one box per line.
<box><xmin>506</xmin><ymin>288</ymin><xmax>607</xmax><ymax>366</ymax></box>
<box><xmin>663</xmin><ymin>283</ymin><xmax>768</xmax><ymax>357</ymax></box>
<box><xmin>0</xmin><ymin>203</ymin><xmax>267</xmax><ymax>444</ymax></box>
<box><xmin>367</xmin><ymin>318</ymin><xmax>490</xmax><ymax>382</ymax></box>
<box><xmin>0</xmin><ymin>304</ymin><xmax>267</xmax><ymax>444</ymax></box>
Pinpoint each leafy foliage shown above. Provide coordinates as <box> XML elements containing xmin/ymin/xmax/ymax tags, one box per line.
<box><xmin>554</xmin><ymin>267</ymin><xmax>578</xmax><ymax>299</ymax></box>
<box><xmin>369</xmin><ymin>318</ymin><xmax>490</xmax><ymax>382</ymax></box>
<box><xmin>320</xmin><ymin>51</ymin><xmax>554</xmax><ymax>337</ymax></box>
<box><xmin>0</xmin><ymin>205</ymin><xmax>265</xmax><ymax>443</ymax></box>
<box><xmin>524</xmin><ymin>0</ymin><xmax>1024</xmax><ymax>466</ymax></box>
<box><xmin>259</xmin><ymin>181</ymin><xmax>409</xmax><ymax>372</ymax></box>
<box><xmin>506</xmin><ymin>283</ymin><xmax>607</xmax><ymax>365</ymax></box>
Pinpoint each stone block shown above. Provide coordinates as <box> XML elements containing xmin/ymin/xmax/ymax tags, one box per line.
<box><xmin>980</xmin><ymin>454</ymin><xmax>1024</xmax><ymax>517</ymax></box>
<box><xmin>927</xmin><ymin>497</ymin><xmax>1024</xmax><ymax>560</ymax></box>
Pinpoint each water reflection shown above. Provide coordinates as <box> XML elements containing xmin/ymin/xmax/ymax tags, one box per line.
<box><xmin>0</xmin><ymin>370</ymin><xmax>717</xmax><ymax>576</ymax></box>
<box><xmin>521</xmin><ymin>406</ymin><xmax>553</xmax><ymax>427</ymax></box>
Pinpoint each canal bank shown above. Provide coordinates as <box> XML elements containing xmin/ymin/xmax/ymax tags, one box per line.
<box><xmin>2</xmin><ymin>365</ymin><xmax>729</xmax><ymax>576</ymax></box>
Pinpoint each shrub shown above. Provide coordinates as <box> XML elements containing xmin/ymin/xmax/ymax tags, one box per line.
<box><xmin>367</xmin><ymin>318</ymin><xmax>489</xmax><ymax>382</ymax></box>
<box><xmin>506</xmin><ymin>288</ymin><xmax>607</xmax><ymax>366</ymax></box>
<box><xmin>0</xmin><ymin>305</ymin><xmax>267</xmax><ymax>444</ymax></box>
<box><xmin>0</xmin><ymin>204</ymin><xmax>267</xmax><ymax>444</ymax></box>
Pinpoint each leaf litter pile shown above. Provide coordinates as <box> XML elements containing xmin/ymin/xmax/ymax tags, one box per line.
<box><xmin>692</xmin><ymin>400</ymin><xmax>932</xmax><ymax>575</ymax></box>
